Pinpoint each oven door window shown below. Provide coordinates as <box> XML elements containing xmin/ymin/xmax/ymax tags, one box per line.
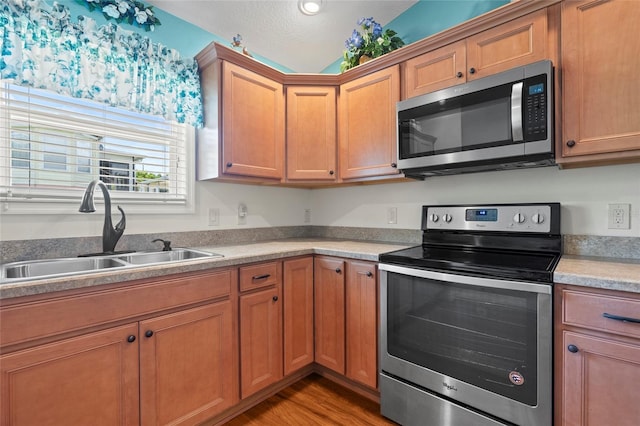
<box><xmin>386</xmin><ymin>272</ymin><xmax>539</xmax><ymax>406</ymax></box>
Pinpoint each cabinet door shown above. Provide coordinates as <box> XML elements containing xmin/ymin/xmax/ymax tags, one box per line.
<box><xmin>466</xmin><ymin>8</ymin><xmax>548</xmax><ymax>81</ymax></box>
<box><xmin>404</xmin><ymin>40</ymin><xmax>467</xmax><ymax>98</ymax></box>
<box><xmin>345</xmin><ymin>260</ymin><xmax>378</xmax><ymax>389</ymax></box>
<box><xmin>286</xmin><ymin>86</ymin><xmax>337</xmax><ymax>181</ymax></box>
<box><xmin>222</xmin><ymin>61</ymin><xmax>285</xmax><ymax>179</ymax></box>
<box><xmin>0</xmin><ymin>324</ymin><xmax>139</xmax><ymax>426</ymax></box>
<box><xmin>283</xmin><ymin>257</ymin><xmax>315</xmax><ymax>375</ymax></box>
<box><xmin>561</xmin><ymin>331</ymin><xmax>640</xmax><ymax>426</ymax></box>
<box><xmin>339</xmin><ymin>66</ymin><xmax>401</xmax><ymax>180</ymax></box>
<box><xmin>314</xmin><ymin>256</ymin><xmax>345</xmax><ymax>373</ymax></box>
<box><xmin>561</xmin><ymin>0</ymin><xmax>640</xmax><ymax>159</ymax></box>
<box><xmin>139</xmin><ymin>302</ymin><xmax>236</xmax><ymax>426</ymax></box>
<box><xmin>239</xmin><ymin>285</ymin><xmax>282</xmax><ymax>398</ymax></box>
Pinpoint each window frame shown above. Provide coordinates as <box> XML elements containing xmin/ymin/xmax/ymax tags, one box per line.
<box><xmin>0</xmin><ymin>82</ymin><xmax>196</xmax><ymax>216</ymax></box>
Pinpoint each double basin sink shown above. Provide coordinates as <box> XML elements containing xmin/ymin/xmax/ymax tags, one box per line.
<box><xmin>1</xmin><ymin>248</ymin><xmax>223</xmax><ymax>283</ymax></box>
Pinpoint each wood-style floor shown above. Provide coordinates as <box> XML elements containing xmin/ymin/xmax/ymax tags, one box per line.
<box><xmin>224</xmin><ymin>374</ymin><xmax>397</xmax><ymax>425</ymax></box>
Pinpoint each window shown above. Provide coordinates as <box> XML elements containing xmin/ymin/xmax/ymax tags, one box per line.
<box><xmin>0</xmin><ymin>81</ymin><xmax>193</xmax><ymax>213</ymax></box>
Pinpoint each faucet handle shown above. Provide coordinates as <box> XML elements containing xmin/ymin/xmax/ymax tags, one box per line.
<box><xmin>152</xmin><ymin>238</ymin><xmax>172</xmax><ymax>251</ymax></box>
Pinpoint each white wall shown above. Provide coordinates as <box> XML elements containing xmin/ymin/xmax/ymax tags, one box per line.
<box><xmin>1</xmin><ymin>163</ymin><xmax>638</xmax><ymax>241</ymax></box>
<box><xmin>0</xmin><ymin>182</ymin><xmax>312</xmax><ymax>241</ymax></box>
<box><xmin>311</xmin><ymin>163</ymin><xmax>640</xmax><ymax>237</ymax></box>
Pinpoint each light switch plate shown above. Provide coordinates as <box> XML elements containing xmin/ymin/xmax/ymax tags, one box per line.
<box><xmin>387</xmin><ymin>207</ymin><xmax>398</xmax><ymax>224</ymax></box>
<box><xmin>208</xmin><ymin>208</ymin><xmax>219</xmax><ymax>226</ymax></box>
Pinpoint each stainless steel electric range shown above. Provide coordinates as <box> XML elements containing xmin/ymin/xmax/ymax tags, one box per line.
<box><xmin>378</xmin><ymin>203</ymin><xmax>561</xmax><ymax>426</ymax></box>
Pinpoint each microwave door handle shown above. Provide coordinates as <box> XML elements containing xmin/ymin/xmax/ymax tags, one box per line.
<box><xmin>511</xmin><ymin>82</ymin><xmax>524</xmax><ymax>142</ymax></box>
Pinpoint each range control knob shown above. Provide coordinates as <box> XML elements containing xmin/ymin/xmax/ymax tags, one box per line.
<box><xmin>429</xmin><ymin>213</ymin><xmax>439</xmax><ymax>223</ymax></box>
<box><xmin>443</xmin><ymin>214</ymin><xmax>453</xmax><ymax>223</ymax></box>
<box><xmin>513</xmin><ymin>213</ymin><xmax>526</xmax><ymax>224</ymax></box>
<box><xmin>532</xmin><ymin>213</ymin><xmax>545</xmax><ymax>224</ymax></box>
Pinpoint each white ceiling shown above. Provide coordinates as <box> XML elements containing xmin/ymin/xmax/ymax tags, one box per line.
<box><xmin>147</xmin><ymin>0</ymin><xmax>418</xmax><ymax>73</ymax></box>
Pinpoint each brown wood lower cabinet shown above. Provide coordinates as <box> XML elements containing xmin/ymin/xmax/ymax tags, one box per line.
<box><xmin>0</xmin><ymin>323</ymin><xmax>140</xmax><ymax>426</ymax></box>
<box><xmin>140</xmin><ymin>302</ymin><xmax>236</xmax><ymax>425</ymax></box>
<box><xmin>239</xmin><ymin>262</ymin><xmax>283</xmax><ymax>398</ymax></box>
<box><xmin>314</xmin><ymin>256</ymin><xmax>346</xmax><ymax>373</ymax></box>
<box><xmin>1</xmin><ymin>256</ymin><xmax>381</xmax><ymax>426</ymax></box>
<box><xmin>345</xmin><ymin>260</ymin><xmax>378</xmax><ymax>389</ymax></box>
<box><xmin>283</xmin><ymin>257</ymin><xmax>315</xmax><ymax>375</ymax></box>
<box><xmin>555</xmin><ymin>284</ymin><xmax>640</xmax><ymax>426</ymax></box>
<box><xmin>0</xmin><ymin>269</ymin><xmax>237</xmax><ymax>426</ymax></box>
<box><xmin>314</xmin><ymin>256</ymin><xmax>378</xmax><ymax>389</ymax></box>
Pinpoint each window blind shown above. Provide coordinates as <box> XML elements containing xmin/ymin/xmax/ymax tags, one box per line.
<box><xmin>0</xmin><ymin>81</ymin><xmax>189</xmax><ymax>205</ymax></box>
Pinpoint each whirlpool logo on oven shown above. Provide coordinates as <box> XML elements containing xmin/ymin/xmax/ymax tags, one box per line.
<box><xmin>509</xmin><ymin>371</ymin><xmax>525</xmax><ymax>385</ymax></box>
<box><xmin>443</xmin><ymin>382</ymin><xmax>458</xmax><ymax>392</ymax></box>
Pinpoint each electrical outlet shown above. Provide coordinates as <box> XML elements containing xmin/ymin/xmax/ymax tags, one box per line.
<box><xmin>208</xmin><ymin>208</ymin><xmax>220</xmax><ymax>226</ymax></box>
<box><xmin>608</xmin><ymin>203</ymin><xmax>630</xmax><ymax>229</ymax></box>
<box><xmin>387</xmin><ymin>207</ymin><xmax>398</xmax><ymax>224</ymax></box>
<box><xmin>304</xmin><ymin>208</ymin><xmax>311</xmax><ymax>224</ymax></box>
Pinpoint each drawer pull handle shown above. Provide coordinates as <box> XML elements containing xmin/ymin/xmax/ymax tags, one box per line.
<box><xmin>252</xmin><ymin>274</ymin><xmax>271</xmax><ymax>280</ymax></box>
<box><xmin>603</xmin><ymin>312</ymin><xmax>640</xmax><ymax>324</ymax></box>
<box><xmin>127</xmin><ymin>335</ymin><xmax>136</xmax><ymax>343</ymax></box>
<box><xmin>567</xmin><ymin>344</ymin><xmax>579</xmax><ymax>353</ymax></box>
<box><xmin>145</xmin><ymin>330</ymin><xmax>154</xmax><ymax>338</ymax></box>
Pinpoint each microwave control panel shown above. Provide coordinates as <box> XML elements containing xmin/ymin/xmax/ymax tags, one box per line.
<box><xmin>524</xmin><ymin>75</ymin><xmax>548</xmax><ymax>141</ymax></box>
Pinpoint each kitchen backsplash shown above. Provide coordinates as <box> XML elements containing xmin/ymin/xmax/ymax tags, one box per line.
<box><xmin>1</xmin><ymin>227</ymin><xmax>638</xmax><ymax>264</ymax></box>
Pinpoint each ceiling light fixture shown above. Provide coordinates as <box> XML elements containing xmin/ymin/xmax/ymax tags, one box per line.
<box><xmin>298</xmin><ymin>0</ymin><xmax>324</xmax><ymax>16</ymax></box>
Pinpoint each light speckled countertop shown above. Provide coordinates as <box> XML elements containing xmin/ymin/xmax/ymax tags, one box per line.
<box><xmin>554</xmin><ymin>255</ymin><xmax>640</xmax><ymax>294</ymax></box>
<box><xmin>3</xmin><ymin>238</ymin><xmax>638</xmax><ymax>299</ymax></box>
<box><xmin>0</xmin><ymin>239</ymin><xmax>410</xmax><ymax>299</ymax></box>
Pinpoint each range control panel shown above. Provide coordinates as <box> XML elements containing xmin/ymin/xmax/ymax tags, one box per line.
<box><xmin>424</xmin><ymin>204</ymin><xmax>555</xmax><ymax>233</ymax></box>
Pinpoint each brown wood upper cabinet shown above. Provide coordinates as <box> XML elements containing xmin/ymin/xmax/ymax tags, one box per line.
<box><xmin>221</xmin><ymin>61</ymin><xmax>285</xmax><ymax>180</ymax></box>
<box><xmin>559</xmin><ymin>0</ymin><xmax>640</xmax><ymax>165</ymax></box>
<box><xmin>286</xmin><ymin>86</ymin><xmax>337</xmax><ymax>181</ymax></box>
<box><xmin>339</xmin><ymin>66</ymin><xmax>401</xmax><ymax>180</ymax></box>
<box><xmin>404</xmin><ymin>8</ymin><xmax>550</xmax><ymax>98</ymax></box>
<box><xmin>555</xmin><ymin>285</ymin><xmax>640</xmax><ymax>426</ymax></box>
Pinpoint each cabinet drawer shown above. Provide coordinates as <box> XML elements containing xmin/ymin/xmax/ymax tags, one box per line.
<box><xmin>239</xmin><ymin>262</ymin><xmax>280</xmax><ymax>292</ymax></box>
<box><xmin>562</xmin><ymin>289</ymin><xmax>640</xmax><ymax>339</ymax></box>
<box><xmin>1</xmin><ymin>269</ymin><xmax>233</xmax><ymax>349</ymax></box>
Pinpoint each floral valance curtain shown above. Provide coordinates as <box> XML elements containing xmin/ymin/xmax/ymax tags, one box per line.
<box><xmin>0</xmin><ymin>0</ymin><xmax>203</xmax><ymax>127</ymax></box>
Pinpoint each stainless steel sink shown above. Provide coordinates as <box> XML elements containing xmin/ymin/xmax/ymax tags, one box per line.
<box><xmin>116</xmin><ymin>248</ymin><xmax>222</xmax><ymax>265</ymax></box>
<box><xmin>0</xmin><ymin>248</ymin><xmax>223</xmax><ymax>283</ymax></box>
<box><xmin>2</xmin><ymin>257</ymin><xmax>129</xmax><ymax>280</ymax></box>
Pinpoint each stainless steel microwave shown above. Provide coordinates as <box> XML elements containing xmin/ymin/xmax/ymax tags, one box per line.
<box><xmin>396</xmin><ymin>60</ymin><xmax>555</xmax><ymax>178</ymax></box>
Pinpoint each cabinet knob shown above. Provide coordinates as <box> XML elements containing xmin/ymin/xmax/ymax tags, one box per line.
<box><xmin>566</xmin><ymin>140</ymin><xmax>576</xmax><ymax>148</ymax></box>
<box><xmin>456</xmin><ymin>72</ymin><xmax>463</xmax><ymax>78</ymax></box>
<box><xmin>226</xmin><ymin>162</ymin><xmax>233</xmax><ymax>168</ymax></box>
<box><xmin>366</xmin><ymin>271</ymin><xmax>373</xmax><ymax>278</ymax></box>
<box><xmin>145</xmin><ymin>330</ymin><xmax>154</xmax><ymax>338</ymax></box>
<box><xmin>567</xmin><ymin>344</ymin><xmax>579</xmax><ymax>353</ymax></box>
<box><xmin>335</xmin><ymin>268</ymin><xmax>342</xmax><ymax>273</ymax></box>
<box><xmin>272</xmin><ymin>295</ymin><xmax>278</xmax><ymax>302</ymax></box>
<box><xmin>469</xmin><ymin>67</ymin><xmax>476</xmax><ymax>74</ymax></box>
<box><xmin>329</xmin><ymin>170</ymin><xmax>334</xmax><ymax>175</ymax></box>
<box><xmin>391</xmin><ymin>163</ymin><xmax>397</xmax><ymax>168</ymax></box>
<box><xmin>127</xmin><ymin>335</ymin><xmax>136</xmax><ymax>343</ymax></box>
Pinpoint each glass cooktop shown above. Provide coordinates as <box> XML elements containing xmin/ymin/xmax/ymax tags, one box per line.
<box><xmin>379</xmin><ymin>245</ymin><xmax>560</xmax><ymax>283</ymax></box>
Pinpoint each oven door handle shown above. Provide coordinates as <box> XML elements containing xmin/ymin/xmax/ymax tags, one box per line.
<box><xmin>378</xmin><ymin>263</ymin><xmax>552</xmax><ymax>294</ymax></box>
